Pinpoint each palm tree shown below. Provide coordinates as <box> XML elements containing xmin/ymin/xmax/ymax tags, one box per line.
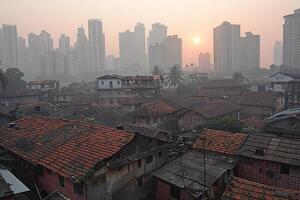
<box><xmin>0</xmin><ymin>61</ymin><xmax>8</xmax><ymax>90</ymax></box>
<box><xmin>165</xmin><ymin>65</ymin><xmax>184</xmax><ymax>88</ymax></box>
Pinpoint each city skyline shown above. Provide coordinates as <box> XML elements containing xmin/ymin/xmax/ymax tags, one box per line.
<box><xmin>1</xmin><ymin>0</ymin><xmax>299</xmax><ymax>68</ymax></box>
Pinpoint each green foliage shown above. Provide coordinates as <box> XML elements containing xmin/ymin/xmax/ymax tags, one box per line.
<box><xmin>241</xmin><ymin>127</ymin><xmax>259</xmax><ymax>134</ymax></box>
<box><xmin>165</xmin><ymin>65</ymin><xmax>184</xmax><ymax>88</ymax></box>
<box><xmin>203</xmin><ymin>117</ymin><xmax>243</xmax><ymax>132</ymax></box>
<box><xmin>152</xmin><ymin>65</ymin><xmax>163</xmax><ymax>76</ymax></box>
<box><xmin>0</xmin><ymin>69</ymin><xmax>8</xmax><ymax>90</ymax></box>
<box><xmin>4</xmin><ymin>68</ymin><xmax>26</xmax><ymax>93</ymax></box>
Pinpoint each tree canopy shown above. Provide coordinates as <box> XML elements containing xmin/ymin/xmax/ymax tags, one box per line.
<box><xmin>3</xmin><ymin>68</ymin><xmax>26</xmax><ymax>93</ymax></box>
<box><xmin>165</xmin><ymin>65</ymin><xmax>184</xmax><ymax>88</ymax></box>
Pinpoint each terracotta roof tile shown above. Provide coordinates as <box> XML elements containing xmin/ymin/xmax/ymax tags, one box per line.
<box><xmin>222</xmin><ymin>177</ymin><xmax>300</xmax><ymax>200</ymax></box>
<box><xmin>192</xmin><ymin>129</ymin><xmax>247</xmax><ymax>155</ymax></box>
<box><xmin>130</xmin><ymin>101</ymin><xmax>176</xmax><ymax>117</ymax></box>
<box><xmin>0</xmin><ymin>116</ymin><xmax>134</xmax><ymax>180</ymax></box>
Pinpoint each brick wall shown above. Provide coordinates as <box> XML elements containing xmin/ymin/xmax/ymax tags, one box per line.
<box><xmin>238</xmin><ymin>158</ymin><xmax>300</xmax><ymax>190</ymax></box>
<box><xmin>36</xmin><ymin>167</ymin><xmax>85</xmax><ymax>200</ymax></box>
<box><xmin>156</xmin><ymin>180</ymin><xmax>170</xmax><ymax>200</ymax></box>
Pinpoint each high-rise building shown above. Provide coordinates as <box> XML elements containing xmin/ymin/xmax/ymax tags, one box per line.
<box><xmin>39</xmin><ymin>30</ymin><xmax>53</xmax><ymax>54</ymax></box>
<box><xmin>283</xmin><ymin>9</ymin><xmax>300</xmax><ymax>69</ymax></box>
<box><xmin>148</xmin><ymin>35</ymin><xmax>182</xmax><ymax>73</ymax></box>
<box><xmin>27</xmin><ymin>33</ymin><xmax>41</xmax><ymax>78</ymax></box>
<box><xmin>273</xmin><ymin>41</ymin><xmax>283</xmax><ymax>66</ymax></box>
<box><xmin>241</xmin><ymin>32</ymin><xmax>260</xmax><ymax>71</ymax></box>
<box><xmin>119</xmin><ymin>23</ymin><xmax>146</xmax><ymax>73</ymax></box>
<box><xmin>148</xmin><ymin>23</ymin><xmax>167</xmax><ymax>46</ymax></box>
<box><xmin>17</xmin><ymin>37</ymin><xmax>27</xmax><ymax>70</ymax></box>
<box><xmin>75</xmin><ymin>26</ymin><xmax>89</xmax><ymax>75</ymax></box>
<box><xmin>198</xmin><ymin>52</ymin><xmax>211</xmax><ymax>73</ymax></box>
<box><xmin>88</xmin><ymin>19</ymin><xmax>105</xmax><ymax>71</ymax></box>
<box><xmin>0</xmin><ymin>24</ymin><xmax>18</xmax><ymax>68</ymax></box>
<box><xmin>213</xmin><ymin>21</ymin><xmax>241</xmax><ymax>73</ymax></box>
<box><xmin>59</xmin><ymin>34</ymin><xmax>70</xmax><ymax>55</ymax></box>
<box><xmin>105</xmin><ymin>55</ymin><xmax>119</xmax><ymax>71</ymax></box>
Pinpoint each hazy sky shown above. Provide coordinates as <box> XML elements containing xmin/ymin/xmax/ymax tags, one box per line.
<box><xmin>1</xmin><ymin>0</ymin><xmax>300</xmax><ymax>68</ymax></box>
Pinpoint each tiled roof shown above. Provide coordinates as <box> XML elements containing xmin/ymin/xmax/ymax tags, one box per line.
<box><xmin>193</xmin><ymin>129</ymin><xmax>247</xmax><ymax>155</ymax></box>
<box><xmin>191</xmin><ymin>101</ymin><xmax>241</xmax><ymax>119</ymax></box>
<box><xmin>222</xmin><ymin>176</ymin><xmax>300</xmax><ymax>200</ymax></box>
<box><xmin>0</xmin><ymin>116</ymin><xmax>135</xmax><ymax>180</ymax></box>
<box><xmin>202</xmin><ymin>79</ymin><xmax>240</xmax><ymax>89</ymax></box>
<box><xmin>238</xmin><ymin>91</ymin><xmax>279</xmax><ymax>107</ymax></box>
<box><xmin>241</xmin><ymin>116</ymin><xmax>265</xmax><ymax>130</ymax></box>
<box><xmin>130</xmin><ymin>101</ymin><xmax>176</xmax><ymax>117</ymax></box>
<box><xmin>240</xmin><ymin>133</ymin><xmax>300</xmax><ymax>166</ymax></box>
<box><xmin>27</xmin><ymin>80</ymin><xmax>58</xmax><ymax>85</ymax></box>
<box><xmin>96</xmin><ymin>74</ymin><xmax>123</xmax><ymax>79</ymax></box>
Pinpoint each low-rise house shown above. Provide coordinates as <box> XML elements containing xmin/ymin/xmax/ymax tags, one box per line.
<box><xmin>264</xmin><ymin>108</ymin><xmax>300</xmax><ymax>136</ymax></box>
<box><xmin>26</xmin><ymin>80</ymin><xmax>59</xmax><ymax>92</ymax></box>
<box><xmin>238</xmin><ymin>133</ymin><xmax>300</xmax><ymax>190</ymax></box>
<box><xmin>221</xmin><ymin>176</ymin><xmax>300</xmax><ymax>200</ymax></box>
<box><xmin>192</xmin><ymin>129</ymin><xmax>247</xmax><ymax>157</ymax></box>
<box><xmin>130</xmin><ymin>101</ymin><xmax>177</xmax><ymax>129</ymax></box>
<box><xmin>178</xmin><ymin>101</ymin><xmax>241</xmax><ymax>130</ymax></box>
<box><xmin>0</xmin><ymin>168</ymin><xmax>30</xmax><ymax>200</ymax></box>
<box><xmin>0</xmin><ymin>116</ymin><xmax>171</xmax><ymax>200</ymax></box>
<box><xmin>269</xmin><ymin>71</ymin><xmax>300</xmax><ymax>108</ymax></box>
<box><xmin>152</xmin><ymin>151</ymin><xmax>235</xmax><ymax>200</ymax></box>
<box><xmin>197</xmin><ymin>79</ymin><xmax>242</xmax><ymax>103</ymax></box>
<box><xmin>0</xmin><ymin>92</ymin><xmax>46</xmax><ymax>106</ymax></box>
<box><xmin>238</xmin><ymin>91</ymin><xmax>285</xmax><ymax>119</ymax></box>
<box><xmin>96</xmin><ymin>75</ymin><xmax>162</xmax><ymax>108</ymax></box>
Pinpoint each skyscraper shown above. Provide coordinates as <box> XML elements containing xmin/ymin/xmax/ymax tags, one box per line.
<box><xmin>17</xmin><ymin>37</ymin><xmax>27</xmax><ymax>70</ymax></box>
<box><xmin>273</xmin><ymin>41</ymin><xmax>283</xmax><ymax>66</ymax></box>
<box><xmin>283</xmin><ymin>9</ymin><xmax>300</xmax><ymax>69</ymax></box>
<box><xmin>75</xmin><ymin>26</ymin><xmax>89</xmax><ymax>75</ymax></box>
<box><xmin>241</xmin><ymin>32</ymin><xmax>260</xmax><ymax>71</ymax></box>
<box><xmin>88</xmin><ymin>19</ymin><xmax>105</xmax><ymax>71</ymax></box>
<box><xmin>198</xmin><ymin>52</ymin><xmax>211</xmax><ymax>73</ymax></box>
<box><xmin>148</xmin><ymin>23</ymin><xmax>167</xmax><ymax>46</ymax></box>
<box><xmin>119</xmin><ymin>23</ymin><xmax>146</xmax><ymax>73</ymax></box>
<box><xmin>0</xmin><ymin>24</ymin><xmax>18</xmax><ymax>68</ymax></box>
<box><xmin>149</xmin><ymin>43</ymin><xmax>164</xmax><ymax>72</ymax></box>
<box><xmin>213</xmin><ymin>21</ymin><xmax>241</xmax><ymax>73</ymax></box>
<box><xmin>163</xmin><ymin>35</ymin><xmax>182</xmax><ymax>71</ymax></box>
<box><xmin>39</xmin><ymin>30</ymin><xmax>53</xmax><ymax>54</ymax></box>
<box><xmin>59</xmin><ymin>34</ymin><xmax>70</xmax><ymax>55</ymax></box>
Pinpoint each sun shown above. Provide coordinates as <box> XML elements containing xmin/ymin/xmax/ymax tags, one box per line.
<box><xmin>193</xmin><ymin>37</ymin><xmax>201</xmax><ymax>45</ymax></box>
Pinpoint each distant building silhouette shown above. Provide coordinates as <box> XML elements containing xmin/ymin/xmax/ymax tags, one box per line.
<box><xmin>283</xmin><ymin>9</ymin><xmax>300</xmax><ymax>69</ymax></box>
<box><xmin>273</xmin><ymin>41</ymin><xmax>283</xmax><ymax>66</ymax></box>
<box><xmin>241</xmin><ymin>32</ymin><xmax>260</xmax><ymax>71</ymax></box>
<box><xmin>88</xmin><ymin>19</ymin><xmax>106</xmax><ymax>71</ymax></box>
<box><xmin>0</xmin><ymin>24</ymin><xmax>18</xmax><ymax>68</ymax></box>
<box><xmin>198</xmin><ymin>52</ymin><xmax>211</xmax><ymax>73</ymax></box>
<box><xmin>58</xmin><ymin>34</ymin><xmax>70</xmax><ymax>55</ymax></box>
<box><xmin>148</xmin><ymin>23</ymin><xmax>167</xmax><ymax>47</ymax></box>
<box><xmin>75</xmin><ymin>26</ymin><xmax>89</xmax><ymax>75</ymax></box>
<box><xmin>213</xmin><ymin>21</ymin><xmax>241</xmax><ymax>74</ymax></box>
<box><xmin>119</xmin><ymin>23</ymin><xmax>146</xmax><ymax>73</ymax></box>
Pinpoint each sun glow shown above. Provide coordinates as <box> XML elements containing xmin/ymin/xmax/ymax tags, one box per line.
<box><xmin>193</xmin><ymin>37</ymin><xmax>201</xmax><ymax>45</ymax></box>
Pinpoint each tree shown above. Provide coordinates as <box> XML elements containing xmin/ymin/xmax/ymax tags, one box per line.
<box><xmin>4</xmin><ymin>68</ymin><xmax>26</xmax><ymax>93</ymax></box>
<box><xmin>0</xmin><ymin>69</ymin><xmax>8</xmax><ymax>90</ymax></box>
<box><xmin>165</xmin><ymin>65</ymin><xmax>184</xmax><ymax>88</ymax></box>
<box><xmin>232</xmin><ymin>72</ymin><xmax>247</xmax><ymax>84</ymax></box>
<box><xmin>152</xmin><ymin>65</ymin><xmax>163</xmax><ymax>76</ymax></box>
<box><xmin>203</xmin><ymin>117</ymin><xmax>243</xmax><ymax>132</ymax></box>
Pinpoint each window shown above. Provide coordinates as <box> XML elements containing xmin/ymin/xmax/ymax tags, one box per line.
<box><xmin>109</xmin><ymin>100</ymin><xmax>114</xmax><ymax>104</ymax></box>
<box><xmin>117</xmin><ymin>81</ymin><xmax>120</xmax><ymax>85</ymax></box>
<box><xmin>73</xmin><ymin>183</ymin><xmax>83</xmax><ymax>195</ymax></box>
<box><xmin>280</xmin><ymin>164</ymin><xmax>290</xmax><ymax>175</ymax></box>
<box><xmin>137</xmin><ymin>177</ymin><xmax>143</xmax><ymax>187</ymax></box>
<box><xmin>146</xmin><ymin>155</ymin><xmax>153</xmax><ymax>164</ymax></box>
<box><xmin>170</xmin><ymin>185</ymin><xmax>180</xmax><ymax>199</ymax></box>
<box><xmin>59</xmin><ymin>175</ymin><xmax>64</xmax><ymax>187</ymax></box>
<box><xmin>101</xmin><ymin>81</ymin><xmax>104</xmax><ymax>85</ymax></box>
<box><xmin>46</xmin><ymin>168</ymin><xmax>52</xmax><ymax>175</ymax></box>
<box><xmin>158</xmin><ymin>152</ymin><xmax>162</xmax><ymax>158</ymax></box>
<box><xmin>267</xmin><ymin>170</ymin><xmax>275</xmax><ymax>178</ymax></box>
<box><xmin>138</xmin><ymin>160</ymin><xmax>142</xmax><ymax>168</ymax></box>
<box><xmin>109</xmin><ymin>81</ymin><xmax>113</xmax><ymax>88</ymax></box>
